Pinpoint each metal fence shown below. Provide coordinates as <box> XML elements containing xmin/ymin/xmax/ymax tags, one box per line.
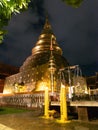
<box><xmin>0</xmin><ymin>93</ymin><xmax>44</xmax><ymax>109</ymax></box>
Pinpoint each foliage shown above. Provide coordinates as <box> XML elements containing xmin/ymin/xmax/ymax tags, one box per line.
<box><xmin>0</xmin><ymin>107</ymin><xmax>29</xmax><ymax>114</ymax></box>
<box><xmin>0</xmin><ymin>0</ymin><xmax>30</xmax><ymax>44</ymax></box>
<box><xmin>62</xmin><ymin>0</ymin><xmax>83</xmax><ymax>8</ymax></box>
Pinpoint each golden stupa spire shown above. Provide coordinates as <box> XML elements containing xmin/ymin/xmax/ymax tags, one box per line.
<box><xmin>32</xmin><ymin>17</ymin><xmax>62</xmax><ymax>55</ymax></box>
<box><xmin>41</xmin><ymin>16</ymin><xmax>54</xmax><ymax>35</ymax></box>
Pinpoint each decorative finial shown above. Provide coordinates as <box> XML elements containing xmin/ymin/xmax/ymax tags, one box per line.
<box><xmin>44</xmin><ymin>16</ymin><xmax>51</xmax><ymax>30</ymax></box>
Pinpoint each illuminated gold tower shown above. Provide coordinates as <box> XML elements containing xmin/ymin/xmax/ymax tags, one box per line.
<box><xmin>3</xmin><ymin>18</ymin><xmax>69</xmax><ymax>94</ymax></box>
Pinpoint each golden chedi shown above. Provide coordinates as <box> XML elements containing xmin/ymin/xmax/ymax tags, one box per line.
<box><xmin>3</xmin><ymin>18</ymin><xmax>69</xmax><ymax>94</ymax></box>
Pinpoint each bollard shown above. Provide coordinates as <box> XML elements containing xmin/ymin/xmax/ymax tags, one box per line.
<box><xmin>44</xmin><ymin>87</ymin><xmax>49</xmax><ymax>118</ymax></box>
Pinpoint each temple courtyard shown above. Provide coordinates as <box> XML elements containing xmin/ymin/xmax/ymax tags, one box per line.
<box><xmin>0</xmin><ymin>16</ymin><xmax>98</xmax><ymax>130</ymax></box>
<box><xmin>0</xmin><ymin>109</ymin><xmax>98</xmax><ymax>130</ymax></box>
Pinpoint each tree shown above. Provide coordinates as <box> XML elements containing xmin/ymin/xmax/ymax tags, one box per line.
<box><xmin>0</xmin><ymin>0</ymin><xmax>30</xmax><ymax>43</ymax></box>
<box><xmin>63</xmin><ymin>0</ymin><xmax>83</xmax><ymax>8</ymax></box>
<box><xmin>0</xmin><ymin>0</ymin><xmax>83</xmax><ymax>44</ymax></box>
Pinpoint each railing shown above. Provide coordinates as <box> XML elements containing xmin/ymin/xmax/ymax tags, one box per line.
<box><xmin>0</xmin><ymin>93</ymin><xmax>44</xmax><ymax>109</ymax></box>
<box><xmin>1</xmin><ymin>92</ymin><xmax>98</xmax><ymax>109</ymax></box>
<box><xmin>72</xmin><ymin>94</ymin><xmax>98</xmax><ymax>101</ymax></box>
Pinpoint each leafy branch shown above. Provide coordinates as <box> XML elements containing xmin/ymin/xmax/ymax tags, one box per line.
<box><xmin>62</xmin><ymin>0</ymin><xmax>83</xmax><ymax>8</ymax></box>
<box><xmin>0</xmin><ymin>0</ymin><xmax>30</xmax><ymax>44</ymax></box>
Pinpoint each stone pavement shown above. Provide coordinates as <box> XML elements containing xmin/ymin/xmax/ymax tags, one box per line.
<box><xmin>0</xmin><ymin>111</ymin><xmax>98</xmax><ymax>130</ymax></box>
<box><xmin>0</xmin><ymin>123</ymin><xmax>15</xmax><ymax>130</ymax></box>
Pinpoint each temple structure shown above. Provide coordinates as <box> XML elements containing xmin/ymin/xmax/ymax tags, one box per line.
<box><xmin>0</xmin><ymin>62</ymin><xmax>19</xmax><ymax>93</ymax></box>
<box><xmin>3</xmin><ymin>18</ymin><xmax>69</xmax><ymax>94</ymax></box>
<box><xmin>1</xmin><ymin>19</ymin><xmax>98</xmax><ymax>122</ymax></box>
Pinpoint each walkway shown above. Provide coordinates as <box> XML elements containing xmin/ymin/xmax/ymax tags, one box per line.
<box><xmin>0</xmin><ymin>123</ymin><xmax>14</xmax><ymax>130</ymax></box>
<box><xmin>0</xmin><ymin>111</ymin><xmax>98</xmax><ymax>130</ymax></box>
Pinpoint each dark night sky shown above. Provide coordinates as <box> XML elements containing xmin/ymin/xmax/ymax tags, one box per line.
<box><xmin>0</xmin><ymin>0</ymin><xmax>98</xmax><ymax>76</ymax></box>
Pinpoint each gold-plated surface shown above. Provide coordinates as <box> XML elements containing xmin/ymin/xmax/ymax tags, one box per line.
<box><xmin>32</xmin><ymin>18</ymin><xmax>62</xmax><ymax>55</ymax></box>
<box><xmin>3</xmin><ymin>18</ymin><xmax>69</xmax><ymax>94</ymax></box>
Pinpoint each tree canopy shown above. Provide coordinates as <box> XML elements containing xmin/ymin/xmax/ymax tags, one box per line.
<box><xmin>63</xmin><ymin>0</ymin><xmax>83</xmax><ymax>7</ymax></box>
<box><xmin>0</xmin><ymin>0</ymin><xmax>83</xmax><ymax>44</ymax></box>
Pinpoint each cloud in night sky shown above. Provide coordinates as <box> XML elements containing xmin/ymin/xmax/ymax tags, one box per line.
<box><xmin>0</xmin><ymin>0</ymin><xmax>98</xmax><ymax>76</ymax></box>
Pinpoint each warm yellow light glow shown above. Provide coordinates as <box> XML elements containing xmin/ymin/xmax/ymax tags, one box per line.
<box><xmin>61</xmin><ymin>83</ymin><xmax>65</xmax><ymax>88</ymax></box>
<box><xmin>35</xmin><ymin>81</ymin><xmax>50</xmax><ymax>91</ymax></box>
<box><xmin>3</xmin><ymin>89</ymin><xmax>12</xmax><ymax>94</ymax></box>
<box><xmin>38</xmin><ymin>82</ymin><xmax>46</xmax><ymax>91</ymax></box>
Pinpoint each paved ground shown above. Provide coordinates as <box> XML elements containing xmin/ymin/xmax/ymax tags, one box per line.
<box><xmin>0</xmin><ymin>123</ymin><xmax>14</xmax><ymax>130</ymax></box>
<box><xmin>0</xmin><ymin>111</ymin><xmax>98</xmax><ymax>130</ymax></box>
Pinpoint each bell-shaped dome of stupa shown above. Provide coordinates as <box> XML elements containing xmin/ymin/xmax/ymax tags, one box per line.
<box><xmin>3</xmin><ymin>18</ymin><xmax>69</xmax><ymax>94</ymax></box>
<box><xmin>20</xmin><ymin>18</ymin><xmax>68</xmax><ymax>72</ymax></box>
